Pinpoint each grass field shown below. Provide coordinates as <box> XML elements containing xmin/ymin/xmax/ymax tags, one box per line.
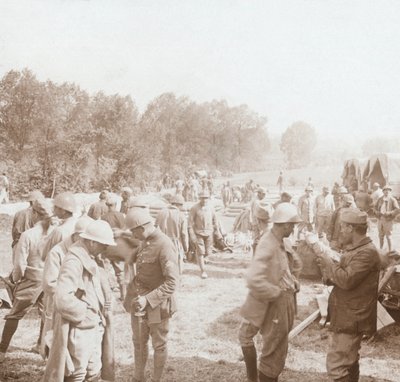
<box><xmin>1</xmin><ymin>167</ymin><xmax>400</xmax><ymax>382</ymax></box>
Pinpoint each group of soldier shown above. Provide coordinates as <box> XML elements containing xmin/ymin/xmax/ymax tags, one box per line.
<box><xmin>0</xmin><ymin>177</ymin><xmax>397</xmax><ymax>382</ymax></box>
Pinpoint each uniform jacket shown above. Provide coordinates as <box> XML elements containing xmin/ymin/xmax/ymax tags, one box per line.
<box><xmin>155</xmin><ymin>205</ymin><xmax>188</xmax><ymax>255</ymax></box>
<box><xmin>374</xmin><ymin>195</ymin><xmax>399</xmax><ymax>220</ymax></box>
<box><xmin>298</xmin><ymin>194</ymin><xmax>315</xmax><ymax>223</ymax></box>
<box><xmin>11</xmin><ymin>207</ymin><xmax>34</xmax><ymax>248</ymax></box>
<box><xmin>321</xmin><ymin>237</ymin><xmax>380</xmax><ymax>334</ymax></box>
<box><xmin>44</xmin><ymin>242</ymin><xmax>114</xmax><ymax>381</ymax></box>
<box><xmin>315</xmin><ymin>194</ymin><xmax>335</xmax><ymax>217</ymax></box>
<box><xmin>188</xmin><ymin>202</ymin><xmax>219</xmax><ymax>238</ymax></box>
<box><xmin>240</xmin><ymin>231</ymin><xmax>301</xmax><ymax>328</ymax></box>
<box><xmin>88</xmin><ymin>200</ymin><xmax>108</xmax><ymax>220</ymax></box>
<box><xmin>124</xmin><ymin>228</ymin><xmax>179</xmax><ymax>323</ymax></box>
<box><xmin>41</xmin><ymin>216</ymin><xmax>77</xmax><ymax>261</ymax></box>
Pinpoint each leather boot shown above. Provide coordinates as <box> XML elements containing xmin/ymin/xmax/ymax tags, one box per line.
<box><xmin>241</xmin><ymin>346</ymin><xmax>258</xmax><ymax>382</ymax></box>
<box><xmin>259</xmin><ymin>370</ymin><xmax>278</xmax><ymax>382</ymax></box>
<box><xmin>349</xmin><ymin>361</ymin><xmax>359</xmax><ymax>382</ymax></box>
<box><xmin>133</xmin><ymin>343</ymin><xmax>149</xmax><ymax>382</ymax></box>
<box><xmin>152</xmin><ymin>349</ymin><xmax>167</xmax><ymax>382</ymax></box>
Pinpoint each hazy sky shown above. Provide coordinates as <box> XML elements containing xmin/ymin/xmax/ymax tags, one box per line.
<box><xmin>1</xmin><ymin>0</ymin><xmax>400</xmax><ymax>140</ymax></box>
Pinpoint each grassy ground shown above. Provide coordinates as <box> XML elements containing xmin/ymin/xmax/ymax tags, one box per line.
<box><xmin>1</xmin><ymin>166</ymin><xmax>400</xmax><ymax>381</ymax></box>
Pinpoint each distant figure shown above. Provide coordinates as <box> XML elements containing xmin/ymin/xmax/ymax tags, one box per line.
<box><xmin>374</xmin><ymin>185</ymin><xmax>399</xmax><ymax>252</ymax></box>
<box><xmin>314</xmin><ymin>186</ymin><xmax>335</xmax><ymax>236</ymax></box>
<box><xmin>297</xmin><ymin>185</ymin><xmax>315</xmax><ymax>237</ymax></box>
<box><xmin>88</xmin><ymin>190</ymin><xmax>109</xmax><ymax>219</ymax></box>
<box><xmin>273</xmin><ymin>192</ymin><xmax>292</xmax><ymax>208</ymax></box>
<box><xmin>0</xmin><ymin>173</ymin><xmax>9</xmax><ymax>204</ymax></box>
<box><xmin>370</xmin><ymin>182</ymin><xmax>383</xmax><ymax>210</ymax></box>
<box><xmin>120</xmin><ymin>186</ymin><xmax>133</xmax><ymax>215</ymax></box>
<box><xmin>276</xmin><ymin>171</ymin><xmax>284</xmax><ymax>193</ymax></box>
<box><xmin>307</xmin><ymin>177</ymin><xmax>314</xmax><ymax>189</ymax></box>
<box><xmin>221</xmin><ymin>182</ymin><xmax>233</xmax><ymax>210</ymax></box>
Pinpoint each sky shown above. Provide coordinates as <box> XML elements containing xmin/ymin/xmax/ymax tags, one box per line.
<box><xmin>1</xmin><ymin>0</ymin><xmax>400</xmax><ymax>140</ymax></box>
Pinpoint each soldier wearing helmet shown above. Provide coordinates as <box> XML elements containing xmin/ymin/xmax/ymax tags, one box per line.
<box><xmin>122</xmin><ymin>208</ymin><xmax>179</xmax><ymax>382</ymax></box>
<box><xmin>41</xmin><ymin>215</ymin><xmax>94</xmax><ymax>357</ymax></box>
<box><xmin>41</xmin><ymin>192</ymin><xmax>78</xmax><ymax>262</ymax></box>
<box><xmin>11</xmin><ymin>189</ymin><xmax>45</xmax><ymax>248</ymax></box>
<box><xmin>0</xmin><ymin>199</ymin><xmax>54</xmax><ymax>363</ymax></box>
<box><xmin>44</xmin><ymin>220</ymin><xmax>116</xmax><ymax>381</ymax></box>
<box><xmin>252</xmin><ymin>206</ymin><xmax>271</xmax><ymax>253</ymax></box>
<box><xmin>101</xmin><ymin>193</ymin><xmax>127</xmax><ymax>300</ymax></box>
<box><xmin>188</xmin><ymin>189</ymin><xmax>221</xmax><ymax>279</ymax></box>
<box><xmin>305</xmin><ymin>209</ymin><xmax>380</xmax><ymax>382</ymax></box>
<box><xmin>239</xmin><ymin>203</ymin><xmax>302</xmax><ymax>382</ymax></box>
<box><xmin>155</xmin><ymin>194</ymin><xmax>188</xmax><ymax>273</ymax></box>
<box><xmin>88</xmin><ymin>190</ymin><xmax>109</xmax><ymax>220</ymax></box>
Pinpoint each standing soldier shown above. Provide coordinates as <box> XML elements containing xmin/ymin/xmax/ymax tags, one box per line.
<box><xmin>370</xmin><ymin>182</ymin><xmax>383</xmax><ymax>211</ymax></box>
<box><xmin>297</xmin><ymin>185</ymin><xmax>315</xmax><ymax>237</ymax></box>
<box><xmin>11</xmin><ymin>190</ymin><xmax>44</xmax><ymax>249</ymax></box>
<box><xmin>306</xmin><ymin>209</ymin><xmax>381</xmax><ymax>382</ymax></box>
<box><xmin>122</xmin><ymin>209</ymin><xmax>179</xmax><ymax>382</ymax></box>
<box><xmin>239</xmin><ymin>203</ymin><xmax>302</xmax><ymax>382</ymax></box>
<box><xmin>314</xmin><ymin>186</ymin><xmax>335</xmax><ymax>236</ymax></box>
<box><xmin>374</xmin><ymin>185</ymin><xmax>399</xmax><ymax>252</ymax></box>
<box><xmin>44</xmin><ymin>220</ymin><xmax>116</xmax><ymax>382</ymax></box>
<box><xmin>88</xmin><ymin>190</ymin><xmax>109</xmax><ymax>219</ymax></box>
<box><xmin>41</xmin><ymin>192</ymin><xmax>77</xmax><ymax>262</ymax></box>
<box><xmin>155</xmin><ymin>194</ymin><xmax>188</xmax><ymax>274</ymax></box>
<box><xmin>249</xmin><ymin>187</ymin><xmax>272</xmax><ymax>245</ymax></box>
<box><xmin>276</xmin><ymin>171</ymin><xmax>284</xmax><ymax>194</ymax></box>
<box><xmin>221</xmin><ymin>182</ymin><xmax>233</xmax><ymax>211</ymax></box>
<box><xmin>102</xmin><ymin>193</ymin><xmax>127</xmax><ymax>300</ymax></box>
<box><xmin>0</xmin><ymin>172</ymin><xmax>9</xmax><ymax>204</ymax></box>
<box><xmin>252</xmin><ymin>207</ymin><xmax>271</xmax><ymax>254</ymax></box>
<box><xmin>328</xmin><ymin>194</ymin><xmax>356</xmax><ymax>250</ymax></box>
<box><xmin>0</xmin><ymin>199</ymin><xmax>54</xmax><ymax>363</ymax></box>
<box><xmin>120</xmin><ymin>187</ymin><xmax>133</xmax><ymax>214</ymax></box>
<box><xmin>188</xmin><ymin>190</ymin><xmax>221</xmax><ymax>279</ymax></box>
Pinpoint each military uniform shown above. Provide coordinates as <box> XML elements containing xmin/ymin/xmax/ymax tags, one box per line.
<box><xmin>310</xmin><ymin>211</ymin><xmax>380</xmax><ymax>382</ymax></box>
<box><xmin>239</xmin><ymin>231</ymin><xmax>301</xmax><ymax>380</ymax></box>
<box><xmin>155</xmin><ymin>205</ymin><xmax>188</xmax><ymax>274</ymax></box>
<box><xmin>124</xmin><ymin>228</ymin><xmax>179</xmax><ymax>382</ymax></box>
<box><xmin>88</xmin><ymin>200</ymin><xmax>108</xmax><ymax>220</ymax></box>
<box><xmin>11</xmin><ymin>207</ymin><xmax>34</xmax><ymax>248</ymax></box>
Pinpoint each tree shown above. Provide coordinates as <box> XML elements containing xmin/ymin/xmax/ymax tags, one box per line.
<box><xmin>280</xmin><ymin>121</ymin><xmax>317</xmax><ymax>168</ymax></box>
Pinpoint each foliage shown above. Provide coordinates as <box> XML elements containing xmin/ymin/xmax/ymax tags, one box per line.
<box><xmin>0</xmin><ymin>69</ymin><xmax>271</xmax><ymax>197</ymax></box>
<box><xmin>280</xmin><ymin>121</ymin><xmax>317</xmax><ymax>169</ymax></box>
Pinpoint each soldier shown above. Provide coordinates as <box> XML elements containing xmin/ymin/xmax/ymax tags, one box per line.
<box><xmin>252</xmin><ymin>207</ymin><xmax>271</xmax><ymax>254</ymax></box>
<box><xmin>239</xmin><ymin>203</ymin><xmax>302</xmax><ymax>382</ymax></box>
<box><xmin>41</xmin><ymin>192</ymin><xmax>77</xmax><ymax>262</ymax></box>
<box><xmin>41</xmin><ymin>216</ymin><xmax>94</xmax><ymax>357</ymax></box>
<box><xmin>123</xmin><ymin>209</ymin><xmax>179</xmax><ymax>382</ymax></box>
<box><xmin>11</xmin><ymin>190</ymin><xmax>44</xmax><ymax>249</ymax></box>
<box><xmin>328</xmin><ymin>194</ymin><xmax>357</xmax><ymax>250</ymax></box>
<box><xmin>306</xmin><ymin>209</ymin><xmax>381</xmax><ymax>382</ymax></box>
<box><xmin>297</xmin><ymin>185</ymin><xmax>315</xmax><ymax>237</ymax></box>
<box><xmin>374</xmin><ymin>185</ymin><xmax>399</xmax><ymax>251</ymax></box>
<box><xmin>101</xmin><ymin>193</ymin><xmax>127</xmax><ymax>300</ymax></box>
<box><xmin>44</xmin><ymin>220</ymin><xmax>116</xmax><ymax>382</ymax></box>
<box><xmin>314</xmin><ymin>186</ymin><xmax>335</xmax><ymax>236</ymax></box>
<box><xmin>155</xmin><ymin>194</ymin><xmax>188</xmax><ymax>274</ymax></box>
<box><xmin>370</xmin><ymin>182</ymin><xmax>383</xmax><ymax>210</ymax></box>
<box><xmin>0</xmin><ymin>199</ymin><xmax>54</xmax><ymax>363</ymax></box>
<box><xmin>120</xmin><ymin>187</ymin><xmax>133</xmax><ymax>214</ymax></box>
<box><xmin>249</xmin><ymin>187</ymin><xmax>272</xmax><ymax>246</ymax></box>
<box><xmin>188</xmin><ymin>190</ymin><xmax>221</xmax><ymax>279</ymax></box>
<box><xmin>88</xmin><ymin>190</ymin><xmax>109</xmax><ymax>219</ymax></box>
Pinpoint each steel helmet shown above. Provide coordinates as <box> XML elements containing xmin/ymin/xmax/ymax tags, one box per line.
<box><xmin>272</xmin><ymin>203</ymin><xmax>302</xmax><ymax>223</ymax></box>
<box><xmin>54</xmin><ymin>192</ymin><xmax>77</xmax><ymax>213</ymax></box>
<box><xmin>171</xmin><ymin>194</ymin><xmax>185</xmax><ymax>205</ymax></box>
<box><xmin>32</xmin><ymin>198</ymin><xmax>54</xmax><ymax>219</ymax></box>
<box><xmin>125</xmin><ymin>209</ymin><xmax>153</xmax><ymax>230</ymax></box>
<box><xmin>99</xmin><ymin>190</ymin><xmax>109</xmax><ymax>200</ymax></box>
<box><xmin>74</xmin><ymin>215</ymin><xmax>94</xmax><ymax>234</ymax></box>
<box><xmin>80</xmin><ymin>220</ymin><xmax>116</xmax><ymax>246</ymax></box>
<box><xmin>128</xmin><ymin>195</ymin><xmax>150</xmax><ymax>209</ymax></box>
<box><xmin>28</xmin><ymin>190</ymin><xmax>45</xmax><ymax>202</ymax></box>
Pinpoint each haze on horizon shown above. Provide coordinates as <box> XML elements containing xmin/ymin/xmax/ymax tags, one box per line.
<box><xmin>1</xmin><ymin>0</ymin><xmax>400</xmax><ymax>141</ymax></box>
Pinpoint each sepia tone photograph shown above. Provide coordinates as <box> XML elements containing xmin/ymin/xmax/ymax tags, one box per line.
<box><xmin>0</xmin><ymin>1</ymin><xmax>400</xmax><ymax>381</ymax></box>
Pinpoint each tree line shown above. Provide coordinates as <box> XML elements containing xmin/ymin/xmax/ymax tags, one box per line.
<box><xmin>0</xmin><ymin>69</ymin><xmax>327</xmax><ymax>198</ymax></box>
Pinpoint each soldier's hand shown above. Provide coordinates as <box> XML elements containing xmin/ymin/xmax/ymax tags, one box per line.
<box><xmin>133</xmin><ymin>296</ymin><xmax>147</xmax><ymax>312</ymax></box>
